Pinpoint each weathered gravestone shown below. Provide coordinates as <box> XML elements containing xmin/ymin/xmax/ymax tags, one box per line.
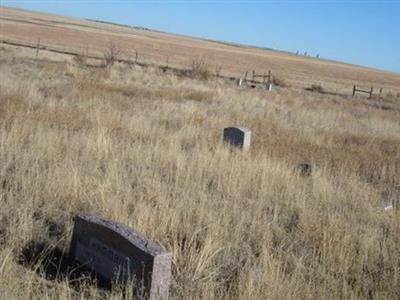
<box><xmin>295</xmin><ymin>162</ymin><xmax>313</xmax><ymax>177</ymax></box>
<box><xmin>223</xmin><ymin>127</ymin><xmax>251</xmax><ymax>152</ymax></box>
<box><xmin>69</xmin><ymin>214</ymin><xmax>172</xmax><ymax>299</ymax></box>
<box><xmin>265</xmin><ymin>81</ymin><xmax>273</xmax><ymax>91</ymax></box>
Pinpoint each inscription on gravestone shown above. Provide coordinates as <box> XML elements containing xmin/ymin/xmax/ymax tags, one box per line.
<box><xmin>223</xmin><ymin>127</ymin><xmax>251</xmax><ymax>152</ymax></box>
<box><xmin>69</xmin><ymin>214</ymin><xmax>172</xmax><ymax>299</ymax></box>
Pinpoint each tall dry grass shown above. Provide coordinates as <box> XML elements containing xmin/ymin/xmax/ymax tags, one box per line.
<box><xmin>0</xmin><ymin>46</ymin><xmax>399</xmax><ymax>299</ymax></box>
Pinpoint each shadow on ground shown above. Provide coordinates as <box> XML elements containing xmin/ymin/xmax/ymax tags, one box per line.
<box><xmin>17</xmin><ymin>240</ymin><xmax>111</xmax><ymax>293</ymax></box>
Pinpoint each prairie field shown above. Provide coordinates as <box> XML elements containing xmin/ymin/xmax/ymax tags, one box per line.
<box><xmin>1</xmin><ymin>7</ymin><xmax>400</xmax><ymax>300</ymax></box>
<box><xmin>1</xmin><ymin>6</ymin><xmax>400</xmax><ymax>93</ymax></box>
<box><xmin>0</xmin><ymin>43</ymin><xmax>400</xmax><ymax>299</ymax></box>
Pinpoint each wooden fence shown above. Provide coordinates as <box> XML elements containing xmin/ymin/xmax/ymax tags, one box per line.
<box><xmin>3</xmin><ymin>37</ymin><xmax>393</xmax><ymax>98</ymax></box>
<box><xmin>352</xmin><ymin>85</ymin><xmax>384</xmax><ymax>99</ymax></box>
<box><xmin>240</xmin><ymin>70</ymin><xmax>272</xmax><ymax>85</ymax></box>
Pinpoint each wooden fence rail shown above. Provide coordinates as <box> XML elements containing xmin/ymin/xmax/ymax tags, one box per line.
<box><xmin>242</xmin><ymin>70</ymin><xmax>272</xmax><ymax>84</ymax></box>
<box><xmin>251</xmin><ymin>70</ymin><xmax>272</xmax><ymax>83</ymax></box>
<box><xmin>3</xmin><ymin>37</ymin><xmax>393</xmax><ymax>99</ymax></box>
<box><xmin>0</xmin><ymin>37</ymin><xmax>237</xmax><ymax>81</ymax></box>
<box><xmin>352</xmin><ymin>85</ymin><xmax>383</xmax><ymax>99</ymax></box>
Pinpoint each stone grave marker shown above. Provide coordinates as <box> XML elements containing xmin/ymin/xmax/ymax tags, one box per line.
<box><xmin>223</xmin><ymin>127</ymin><xmax>251</xmax><ymax>152</ymax></box>
<box><xmin>69</xmin><ymin>214</ymin><xmax>172</xmax><ymax>299</ymax></box>
<box><xmin>266</xmin><ymin>81</ymin><xmax>273</xmax><ymax>91</ymax></box>
<box><xmin>294</xmin><ymin>162</ymin><xmax>314</xmax><ymax>177</ymax></box>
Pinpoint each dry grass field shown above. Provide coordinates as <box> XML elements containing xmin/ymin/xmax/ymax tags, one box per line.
<box><xmin>1</xmin><ymin>6</ymin><xmax>400</xmax><ymax>300</ymax></box>
<box><xmin>1</xmin><ymin>6</ymin><xmax>400</xmax><ymax>93</ymax></box>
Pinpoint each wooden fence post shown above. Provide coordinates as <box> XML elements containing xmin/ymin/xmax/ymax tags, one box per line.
<box><xmin>36</xmin><ymin>37</ymin><xmax>40</xmax><ymax>57</ymax></box>
<box><xmin>252</xmin><ymin>70</ymin><xmax>255</xmax><ymax>81</ymax></box>
<box><xmin>244</xmin><ymin>71</ymin><xmax>248</xmax><ymax>82</ymax></box>
<box><xmin>215</xmin><ymin>66</ymin><xmax>222</xmax><ymax>77</ymax></box>
<box><xmin>369</xmin><ymin>86</ymin><xmax>374</xmax><ymax>99</ymax></box>
<box><xmin>353</xmin><ymin>85</ymin><xmax>356</xmax><ymax>97</ymax></box>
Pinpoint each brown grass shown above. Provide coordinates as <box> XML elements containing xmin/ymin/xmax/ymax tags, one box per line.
<box><xmin>306</xmin><ymin>84</ymin><xmax>325</xmax><ymax>93</ymax></box>
<box><xmin>1</xmin><ymin>6</ymin><xmax>399</xmax><ymax>93</ymax></box>
<box><xmin>190</xmin><ymin>58</ymin><xmax>211</xmax><ymax>80</ymax></box>
<box><xmin>0</xmin><ymin>38</ymin><xmax>400</xmax><ymax>300</ymax></box>
<box><xmin>103</xmin><ymin>41</ymin><xmax>121</xmax><ymax>67</ymax></box>
<box><xmin>272</xmin><ymin>75</ymin><xmax>290</xmax><ymax>88</ymax></box>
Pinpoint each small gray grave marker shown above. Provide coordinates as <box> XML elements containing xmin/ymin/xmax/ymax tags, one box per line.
<box><xmin>266</xmin><ymin>81</ymin><xmax>273</xmax><ymax>91</ymax></box>
<box><xmin>69</xmin><ymin>214</ymin><xmax>171</xmax><ymax>299</ymax></box>
<box><xmin>223</xmin><ymin>127</ymin><xmax>251</xmax><ymax>152</ymax></box>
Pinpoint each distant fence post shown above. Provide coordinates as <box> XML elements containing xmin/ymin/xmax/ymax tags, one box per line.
<box><xmin>252</xmin><ymin>70</ymin><xmax>255</xmax><ymax>81</ymax></box>
<box><xmin>353</xmin><ymin>84</ymin><xmax>377</xmax><ymax>99</ymax></box>
<box><xmin>215</xmin><ymin>66</ymin><xmax>221</xmax><ymax>77</ymax></box>
<box><xmin>36</xmin><ymin>37</ymin><xmax>40</xmax><ymax>57</ymax></box>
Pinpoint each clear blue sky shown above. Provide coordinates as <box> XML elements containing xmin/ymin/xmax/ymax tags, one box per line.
<box><xmin>2</xmin><ymin>0</ymin><xmax>400</xmax><ymax>73</ymax></box>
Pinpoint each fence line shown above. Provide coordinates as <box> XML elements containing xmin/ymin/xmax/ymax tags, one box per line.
<box><xmin>241</xmin><ymin>70</ymin><xmax>272</xmax><ymax>85</ymax></box>
<box><xmin>352</xmin><ymin>85</ymin><xmax>383</xmax><ymax>99</ymax></box>
<box><xmin>1</xmin><ymin>37</ymin><xmax>392</xmax><ymax>98</ymax></box>
<box><xmin>251</xmin><ymin>70</ymin><xmax>272</xmax><ymax>83</ymax></box>
<box><xmin>0</xmin><ymin>37</ymin><xmax>237</xmax><ymax>81</ymax></box>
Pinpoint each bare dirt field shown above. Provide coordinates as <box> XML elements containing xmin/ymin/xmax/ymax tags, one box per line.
<box><xmin>0</xmin><ymin>6</ymin><xmax>400</xmax><ymax>300</ymax></box>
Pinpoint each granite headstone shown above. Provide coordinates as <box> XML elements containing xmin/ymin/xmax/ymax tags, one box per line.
<box><xmin>223</xmin><ymin>127</ymin><xmax>251</xmax><ymax>152</ymax></box>
<box><xmin>69</xmin><ymin>214</ymin><xmax>171</xmax><ymax>299</ymax></box>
